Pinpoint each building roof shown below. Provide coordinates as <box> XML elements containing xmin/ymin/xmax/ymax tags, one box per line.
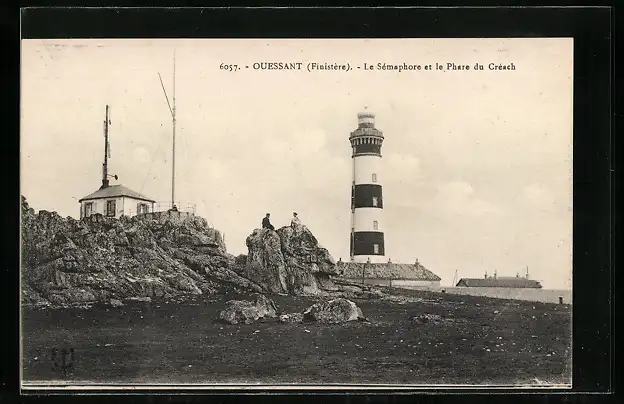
<box><xmin>79</xmin><ymin>184</ymin><xmax>155</xmax><ymax>203</ymax></box>
<box><xmin>456</xmin><ymin>277</ymin><xmax>542</xmax><ymax>288</ymax></box>
<box><xmin>336</xmin><ymin>261</ymin><xmax>441</xmax><ymax>281</ymax></box>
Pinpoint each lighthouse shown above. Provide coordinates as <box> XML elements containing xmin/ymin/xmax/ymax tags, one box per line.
<box><xmin>349</xmin><ymin>109</ymin><xmax>385</xmax><ymax>263</ymax></box>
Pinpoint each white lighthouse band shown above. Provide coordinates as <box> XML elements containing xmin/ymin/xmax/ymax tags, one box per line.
<box><xmin>350</xmin><ymin>111</ymin><xmax>386</xmax><ymax>264</ymax></box>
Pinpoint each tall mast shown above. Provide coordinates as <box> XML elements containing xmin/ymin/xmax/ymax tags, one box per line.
<box><xmin>102</xmin><ymin>105</ymin><xmax>110</xmax><ymax>189</ymax></box>
<box><xmin>171</xmin><ymin>50</ymin><xmax>176</xmax><ymax>209</ymax></box>
<box><xmin>158</xmin><ymin>49</ymin><xmax>177</xmax><ymax>210</ymax></box>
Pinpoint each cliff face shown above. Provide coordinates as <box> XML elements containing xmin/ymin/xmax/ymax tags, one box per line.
<box><xmin>21</xmin><ymin>197</ymin><xmax>341</xmax><ymax>307</ymax></box>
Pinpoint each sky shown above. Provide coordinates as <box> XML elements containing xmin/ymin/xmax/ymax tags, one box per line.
<box><xmin>20</xmin><ymin>38</ymin><xmax>573</xmax><ymax>289</ymax></box>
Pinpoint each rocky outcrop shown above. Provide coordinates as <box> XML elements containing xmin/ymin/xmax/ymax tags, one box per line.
<box><xmin>243</xmin><ymin>226</ymin><xmax>339</xmax><ymax>295</ymax></box>
<box><xmin>21</xmin><ymin>196</ymin><xmax>254</xmax><ymax>307</ymax></box>
<box><xmin>218</xmin><ymin>294</ymin><xmax>278</xmax><ymax>324</ymax></box>
<box><xmin>21</xmin><ymin>196</ymin><xmax>381</xmax><ymax>308</ymax></box>
<box><xmin>302</xmin><ymin>298</ymin><xmax>365</xmax><ymax>324</ymax></box>
<box><xmin>243</xmin><ymin>229</ymin><xmax>288</xmax><ymax>294</ymax></box>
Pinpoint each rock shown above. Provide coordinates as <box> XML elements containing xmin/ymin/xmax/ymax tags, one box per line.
<box><xmin>302</xmin><ymin>298</ymin><xmax>364</xmax><ymax>324</ymax></box>
<box><xmin>128</xmin><ymin>296</ymin><xmax>152</xmax><ymax>302</ymax></box>
<box><xmin>21</xmin><ymin>196</ymin><xmax>376</xmax><ymax>307</ymax></box>
<box><xmin>218</xmin><ymin>294</ymin><xmax>278</xmax><ymax>325</ymax></box>
<box><xmin>21</xmin><ymin>284</ymin><xmax>51</xmax><ymax>307</ymax></box>
<box><xmin>276</xmin><ymin>226</ymin><xmax>337</xmax><ymax>275</ymax></box>
<box><xmin>243</xmin><ymin>229</ymin><xmax>289</xmax><ymax>294</ymax></box>
<box><xmin>110</xmin><ymin>299</ymin><xmax>124</xmax><ymax>307</ymax></box>
<box><xmin>20</xmin><ymin>196</ymin><xmax>262</xmax><ymax>307</ymax></box>
<box><xmin>412</xmin><ymin>313</ymin><xmax>445</xmax><ymax>325</ymax></box>
<box><xmin>279</xmin><ymin>313</ymin><xmax>304</xmax><ymax>323</ymax></box>
<box><xmin>243</xmin><ymin>225</ymin><xmax>339</xmax><ymax>296</ymax></box>
<box><xmin>166</xmin><ymin>273</ymin><xmax>202</xmax><ymax>295</ymax></box>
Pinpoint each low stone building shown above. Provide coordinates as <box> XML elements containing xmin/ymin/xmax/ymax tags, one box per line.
<box><xmin>336</xmin><ymin>259</ymin><xmax>441</xmax><ymax>287</ymax></box>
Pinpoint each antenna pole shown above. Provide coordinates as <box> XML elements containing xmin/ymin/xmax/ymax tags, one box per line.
<box><xmin>102</xmin><ymin>105</ymin><xmax>110</xmax><ymax>189</ymax></box>
<box><xmin>158</xmin><ymin>50</ymin><xmax>178</xmax><ymax>211</ymax></box>
<box><xmin>171</xmin><ymin>50</ymin><xmax>177</xmax><ymax>209</ymax></box>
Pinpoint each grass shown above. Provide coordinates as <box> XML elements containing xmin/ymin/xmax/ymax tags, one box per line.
<box><xmin>21</xmin><ymin>288</ymin><xmax>571</xmax><ymax>386</ymax></box>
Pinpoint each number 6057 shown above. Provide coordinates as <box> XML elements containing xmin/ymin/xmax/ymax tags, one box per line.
<box><xmin>220</xmin><ymin>64</ymin><xmax>238</xmax><ymax>72</ymax></box>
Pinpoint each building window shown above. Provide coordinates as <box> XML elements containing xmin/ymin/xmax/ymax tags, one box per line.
<box><xmin>372</xmin><ymin>196</ymin><xmax>378</xmax><ymax>207</ymax></box>
<box><xmin>373</xmin><ymin>220</ymin><xmax>378</xmax><ymax>230</ymax></box>
<box><xmin>373</xmin><ymin>244</ymin><xmax>380</xmax><ymax>254</ymax></box>
<box><xmin>84</xmin><ymin>202</ymin><xmax>93</xmax><ymax>217</ymax></box>
<box><xmin>106</xmin><ymin>200</ymin><xmax>116</xmax><ymax>217</ymax></box>
<box><xmin>372</xmin><ymin>173</ymin><xmax>377</xmax><ymax>183</ymax></box>
<box><xmin>137</xmin><ymin>203</ymin><xmax>149</xmax><ymax>214</ymax></box>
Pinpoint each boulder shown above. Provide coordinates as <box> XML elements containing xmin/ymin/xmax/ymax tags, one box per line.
<box><xmin>110</xmin><ymin>299</ymin><xmax>124</xmax><ymax>307</ymax></box>
<box><xmin>243</xmin><ymin>229</ymin><xmax>289</xmax><ymax>294</ymax></box>
<box><xmin>302</xmin><ymin>298</ymin><xmax>364</xmax><ymax>324</ymax></box>
<box><xmin>243</xmin><ymin>225</ymin><xmax>339</xmax><ymax>295</ymax></box>
<box><xmin>218</xmin><ymin>294</ymin><xmax>278</xmax><ymax>325</ymax></box>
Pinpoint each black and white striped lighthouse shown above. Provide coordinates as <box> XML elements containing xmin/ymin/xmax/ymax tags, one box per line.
<box><xmin>349</xmin><ymin>109</ymin><xmax>385</xmax><ymax>263</ymax></box>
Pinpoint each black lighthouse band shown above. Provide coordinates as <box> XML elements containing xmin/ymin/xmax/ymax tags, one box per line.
<box><xmin>351</xmin><ymin>184</ymin><xmax>383</xmax><ymax>209</ymax></box>
<box><xmin>350</xmin><ymin>231</ymin><xmax>385</xmax><ymax>257</ymax></box>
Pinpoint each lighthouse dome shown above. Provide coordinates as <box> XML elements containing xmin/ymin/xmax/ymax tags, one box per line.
<box><xmin>357</xmin><ymin>111</ymin><xmax>376</xmax><ymax>127</ymax></box>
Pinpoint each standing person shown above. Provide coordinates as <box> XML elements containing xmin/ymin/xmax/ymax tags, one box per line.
<box><xmin>262</xmin><ymin>213</ymin><xmax>275</xmax><ymax>230</ymax></box>
<box><xmin>291</xmin><ymin>212</ymin><xmax>301</xmax><ymax>228</ymax></box>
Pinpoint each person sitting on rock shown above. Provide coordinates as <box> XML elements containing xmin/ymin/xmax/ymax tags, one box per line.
<box><xmin>262</xmin><ymin>213</ymin><xmax>275</xmax><ymax>230</ymax></box>
<box><xmin>290</xmin><ymin>212</ymin><xmax>301</xmax><ymax>229</ymax></box>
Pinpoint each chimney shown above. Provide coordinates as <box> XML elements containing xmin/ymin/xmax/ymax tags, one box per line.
<box><xmin>494</xmin><ymin>270</ymin><xmax>498</xmax><ymax>279</ymax></box>
<box><xmin>388</xmin><ymin>258</ymin><xmax>392</xmax><ymax>263</ymax></box>
<box><xmin>485</xmin><ymin>271</ymin><xmax>488</xmax><ymax>279</ymax></box>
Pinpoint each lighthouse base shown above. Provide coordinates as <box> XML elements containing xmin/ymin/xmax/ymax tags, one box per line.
<box><xmin>336</xmin><ymin>261</ymin><xmax>442</xmax><ymax>286</ymax></box>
